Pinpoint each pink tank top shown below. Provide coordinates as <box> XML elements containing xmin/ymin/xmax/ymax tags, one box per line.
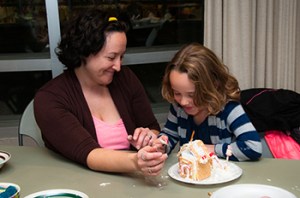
<box><xmin>93</xmin><ymin>116</ymin><xmax>130</xmax><ymax>150</ymax></box>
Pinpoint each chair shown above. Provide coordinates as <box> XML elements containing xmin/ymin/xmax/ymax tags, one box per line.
<box><xmin>260</xmin><ymin>133</ymin><xmax>274</xmax><ymax>158</ymax></box>
<box><xmin>18</xmin><ymin>99</ymin><xmax>44</xmax><ymax>146</ymax></box>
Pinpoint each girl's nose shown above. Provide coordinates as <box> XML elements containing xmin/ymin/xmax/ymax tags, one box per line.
<box><xmin>180</xmin><ymin>97</ymin><xmax>190</xmax><ymax>106</ymax></box>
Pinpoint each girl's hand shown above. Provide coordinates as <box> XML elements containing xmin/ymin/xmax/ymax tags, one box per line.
<box><xmin>128</xmin><ymin>128</ymin><xmax>158</xmax><ymax>150</ymax></box>
<box><xmin>152</xmin><ymin>135</ymin><xmax>169</xmax><ymax>153</ymax></box>
<box><xmin>204</xmin><ymin>144</ymin><xmax>215</xmax><ymax>154</ymax></box>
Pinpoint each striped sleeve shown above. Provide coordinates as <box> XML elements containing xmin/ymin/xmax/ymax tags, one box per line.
<box><xmin>225</xmin><ymin>102</ymin><xmax>262</xmax><ymax>161</ymax></box>
<box><xmin>159</xmin><ymin>104</ymin><xmax>181</xmax><ymax>154</ymax></box>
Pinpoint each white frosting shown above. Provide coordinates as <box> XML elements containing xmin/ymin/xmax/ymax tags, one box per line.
<box><xmin>178</xmin><ymin>140</ymin><xmax>231</xmax><ymax>181</ymax></box>
<box><xmin>210</xmin><ymin>160</ymin><xmax>232</xmax><ymax>180</ymax></box>
<box><xmin>180</xmin><ymin>140</ymin><xmax>209</xmax><ymax>164</ymax></box>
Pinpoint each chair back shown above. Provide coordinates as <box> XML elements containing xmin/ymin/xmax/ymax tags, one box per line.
<box><xmin>18</xmin><ymin>99</ymin><xmax>44</xmax><ymax>146</ymax></box>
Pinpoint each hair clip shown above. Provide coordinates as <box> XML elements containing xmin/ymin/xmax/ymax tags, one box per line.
<box><xmin>108</xmin><ymin>17</ymin><xmax>118</xmax><ymax>22</ymax></box>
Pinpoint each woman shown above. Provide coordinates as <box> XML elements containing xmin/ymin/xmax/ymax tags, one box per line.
<box><xmin>157</xmin><ymin>43</ymin><xmax>262</xmax><ymax>161</ymax></box>
<box><xmin>34</xmin><ymin>8</ymin><xmax>167</xmax><ymax>175</ymax></box>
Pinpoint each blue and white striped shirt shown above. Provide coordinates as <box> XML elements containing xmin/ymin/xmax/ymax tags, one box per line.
<box><xmin>160</xmin><ymin>101</ymin><xmax>262</xmax><ymax>161</ymax></box>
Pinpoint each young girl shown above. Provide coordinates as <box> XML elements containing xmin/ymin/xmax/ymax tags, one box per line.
<box><xmin>158</xmin><ymin>43</ymin><xmax>262</xmax><ymax>161</ymax></box>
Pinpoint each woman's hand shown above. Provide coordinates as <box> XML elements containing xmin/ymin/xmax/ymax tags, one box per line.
<box><xmin>128</xmin><ymin>128</ymin><xmax>158</xmax><ymax>150</ymax></box>
<box><xmin>137</xmin><ymin>145</ymin><xmax>168</xmax><ymax>176</ymax></box>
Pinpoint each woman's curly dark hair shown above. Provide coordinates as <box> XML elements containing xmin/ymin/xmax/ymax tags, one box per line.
<box><xmin>55</xmin><ymin>8</ymin><xmax>128</xmax><ymax>69</ymax></box>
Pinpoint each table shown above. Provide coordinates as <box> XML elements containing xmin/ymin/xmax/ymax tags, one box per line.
<box><xmin>1</xmin><ymin>146</ymin><xmax>299</xmax><ymax>198</ymax></box>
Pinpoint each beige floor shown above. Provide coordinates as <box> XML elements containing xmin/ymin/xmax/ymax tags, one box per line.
<box><xmin>0</xmin><ymin>118</ymin><xmax>38</xmax><ymax>147</ymax></box>
<box><xmin>0</xmin><ymin>135</ymin><xmax>38</xmax><ymax>147</ymax></box>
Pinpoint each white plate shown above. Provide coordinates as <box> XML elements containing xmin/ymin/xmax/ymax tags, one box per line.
<box><xmin>0</xmin><ymin>150</ymin><xmax>11</xmax><ymax>169</ymax></box>
<box><xmin>24</xmin><ymin>189</ymin><xmax>89</xmax><ymax>198</ymax></box>
<box><xmin>168</xmin><ymin>161</ymin><xmax>242</xmax><ymax>185</ymax></box>
<box><xmin>211</xmin><ymin>184</ymin><xmax>297</xmax><ymax>198</ymax></box>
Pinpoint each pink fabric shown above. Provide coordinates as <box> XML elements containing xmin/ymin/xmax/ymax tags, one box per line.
<box><xmin>265</xmin><ymin>130</ymin><xmax>300</xmax><ymax>159</ymax></box>
<box><xmin>93</xmin><ymin>116</ymin><xmax>130</xmax><ymax>150</ymax></box>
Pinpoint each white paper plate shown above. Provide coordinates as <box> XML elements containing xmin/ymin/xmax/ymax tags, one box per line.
<box><xmin>24</xmin><ymin>189</ymin><xmax>89</xmax><ymax>198</ymax></box>
<box><xmin>168</xmin><ymin>161</ymin><xmax>242</xmax><ymax>185</ymax></box>
<box><xmin>0</xmin><ymin>150</ymin><xmax>11</xmax><ymax>169</ymax></box>
<box><xmin>211</xmin><ymin>184</ymin><xmax>297</xmax><ymax>198</ymax></box>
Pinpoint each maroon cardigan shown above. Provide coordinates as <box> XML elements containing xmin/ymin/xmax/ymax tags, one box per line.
<box><xmin>34</xmin><ymin>67</ymin><xmax>160</xmax><ymax>166</ymax></box>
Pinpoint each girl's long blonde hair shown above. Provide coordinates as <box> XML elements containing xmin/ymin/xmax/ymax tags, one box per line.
<box><xmin>162</xmin><ymin>43</ymin><xmax>240</xmax><ymax>115</ymax></box>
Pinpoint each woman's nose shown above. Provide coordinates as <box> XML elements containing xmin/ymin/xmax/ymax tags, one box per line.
<box><xmin>112</xmin><ymin>59</ymin><xmax>122</xmax><ymax>71</ymax></box>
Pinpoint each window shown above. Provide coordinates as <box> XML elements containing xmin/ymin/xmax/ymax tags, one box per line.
<box><xmin>0</xmin><ymin>0</ymin><xmax>49</xmax><ymax>56</ymax></box>
<box><xmin>0</xmin><ymin>0</ymin><xmax>204</xmax><ymax>118</ymax></box>
<box><xmin>57</xmin><ymin>1</ymin><xmax>204</xmax><ymax>48</ymax></box>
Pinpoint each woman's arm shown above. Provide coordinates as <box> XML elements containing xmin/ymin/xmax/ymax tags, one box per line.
<box><xmin>87</xmin><ymin>146</ymin><xmax>168</xmax><ymax>175</ymax></box>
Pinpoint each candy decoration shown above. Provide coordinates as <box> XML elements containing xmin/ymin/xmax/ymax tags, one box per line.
<box><xmin>226</xmin><ymin>145</ymin><xmax>233</xmax><ymax>162</ymax></box>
